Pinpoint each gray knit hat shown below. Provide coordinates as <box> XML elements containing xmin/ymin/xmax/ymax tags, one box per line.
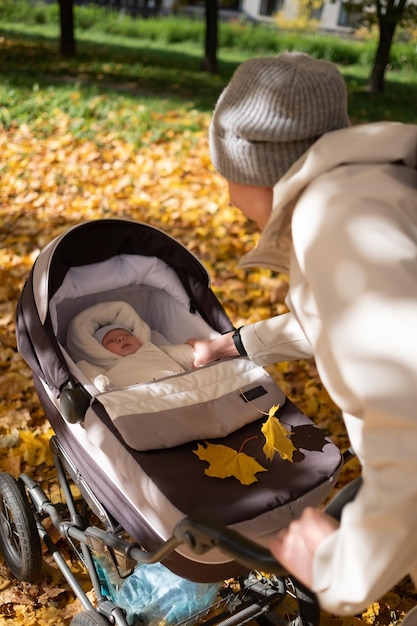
<box><xmin>209</xmin><ymin>52</ymin><xmax>349</xmax><ymax>187</ymax></box>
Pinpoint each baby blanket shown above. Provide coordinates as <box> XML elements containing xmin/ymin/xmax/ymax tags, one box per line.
<box><xmin>66</xmin><ymin>301</ymin><xmax>194</xmax><ymax>390</ymax></box>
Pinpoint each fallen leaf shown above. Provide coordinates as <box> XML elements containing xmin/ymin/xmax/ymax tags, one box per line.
<box><xmin>18</xmin><ymin>429</ymin><xmax>54</xmax><ymax>467</ymax></box>
<box><xmin>194</xmin><ymin>441</ymin><xmax>267</xmax><ymax>485</ymax></box>
<box><xmin>261</xmin><ymin>405</ymin><xmax>297</xmax><ymax>462</ymax></box>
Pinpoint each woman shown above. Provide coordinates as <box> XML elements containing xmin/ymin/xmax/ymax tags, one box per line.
<box><xmin>188</xmin><ymin>52</ymin><xmax>417</xmax><ymax>620</ymax></box>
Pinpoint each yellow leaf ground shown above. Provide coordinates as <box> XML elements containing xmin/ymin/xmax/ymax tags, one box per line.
<box><xmin>0</xmin><ymin>120</ymin><xmax>415</xmax><ymax>625</ymax></box>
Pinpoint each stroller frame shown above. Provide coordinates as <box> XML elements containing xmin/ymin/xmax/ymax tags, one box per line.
<box><xmin>0</xmin><ymin>437</ymin><xmax>358</xmax><ymax>626</ymax></box>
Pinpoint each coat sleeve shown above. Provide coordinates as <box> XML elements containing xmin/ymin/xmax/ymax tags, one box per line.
<box><xmin>239</xmin><ymin>311</ymin><xmax>313</xmax><ymax>364</ymax></box>
<box><xmin>290</xmin><ymin>164</ymin><xmax>417</xmax><ymax>615</ymax></box>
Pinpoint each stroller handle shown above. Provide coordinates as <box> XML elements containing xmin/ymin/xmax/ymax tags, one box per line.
<box><xmin>173</xmin><ymin>474</ymin><xmax>362</xmax><ymax>575</ymax></box>
<box><xmin>174</xmin><ymin>514</ymin><xmax>287</xmax><ymax>575</ymax></box>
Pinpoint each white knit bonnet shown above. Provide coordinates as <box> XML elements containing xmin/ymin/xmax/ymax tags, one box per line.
<box><xmin>209</xmin><ymin>52</ymin><xmax>350</xmax><ymax>186</ymax></box>
<box><xmin>94</xmin><ymin>324</ymin><xmax>131</xmax><ymax>345</ymax></box>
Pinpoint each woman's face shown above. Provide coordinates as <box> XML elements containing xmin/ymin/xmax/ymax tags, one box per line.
<box><xmin>228</xmin><ymin>181</ymin><xmax>273</xmax><ymax>229</ymax></box>
<box><xmin>102</xmin><ymin>328</ymin><xmax>142</xmax><ymax>356</ymax></box>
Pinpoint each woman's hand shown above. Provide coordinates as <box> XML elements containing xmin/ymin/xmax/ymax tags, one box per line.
<box><xmin>186</xmin><ymin>338</ymin><xmax>218</xmax><ymax>367</ymax></box>
<box><xmin>187</xmin><ymin>332</ymin><xmax>240</xmax><ymax>367</ymax></box>
<box><xmin>269</xmin><ymin>507</ymin><xmax>340</xmax><ymax>588</ymax></box>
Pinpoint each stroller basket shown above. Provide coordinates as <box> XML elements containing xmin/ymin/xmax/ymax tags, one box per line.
<box><xmin>2</xmin><ymin>218</ymin><xmax>353</xmax><ymax>626</ymax></box>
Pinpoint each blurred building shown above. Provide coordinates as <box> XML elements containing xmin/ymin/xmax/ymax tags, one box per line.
<box><xmin>73</xmin><ymin>0</ymin><xmax>361</xmax><ymax>32</ymax></box>
<box><xmin>241</xmin><ymin>0</ymin><xmax>360</xmax><ymax>32</ymax></box>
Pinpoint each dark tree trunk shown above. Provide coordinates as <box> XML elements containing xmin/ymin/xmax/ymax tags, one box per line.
<box><xmin>367</xmin><ymin>0</ymin><xmax>408</xmax><ymax>92</ymax></box>
<box><xmin>58</xmin><ymin>0</ymin><xmax>76</xmax><ymax>57</ymax></box>
<box><xmin>131</xmin><ymin>0</ymin><xmax>140</xmax><ymax>17</ymax></box>
<box><xmin>202</xmin><ymin>0</ymin><xmax>218</xmax><ymax>74</ymax></box>
<box><xmin>367</xmin><ymin>18</ymin><xmax>396</xmax><ymax>92</ymax></box>
<box><xmin>143</xmin><ymin>0</ymin><xmax>150</xmax><ymax>18</ymax></box>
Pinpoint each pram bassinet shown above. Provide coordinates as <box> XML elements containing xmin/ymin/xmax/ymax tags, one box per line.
<box><xmin>8</xmin><ymin>218</ymin><xmax>346</xmax><ymax>625</ymax></box>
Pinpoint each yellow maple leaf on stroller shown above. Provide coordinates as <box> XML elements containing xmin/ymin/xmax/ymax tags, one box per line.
<box><xmin>194</xmin><ymin>441</ymin><xmax>267</xmax><ymax>486</ymax></box>
<box><xmin>261</xmin><ymin>405</ymin><xmax>297</xmax><ymax>463</ymax></box>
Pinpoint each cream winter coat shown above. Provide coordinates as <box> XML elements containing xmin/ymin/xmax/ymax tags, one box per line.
<box><xmin>239</xmin><ymin>122</ymin><xmax>417</xmax><ymax>615</ymax></box>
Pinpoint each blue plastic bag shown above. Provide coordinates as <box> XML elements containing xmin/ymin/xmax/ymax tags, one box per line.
<box><xmin>96</xmin><ymin>558</ymin><xmax>221</xmax><ymax>626</ymax></box>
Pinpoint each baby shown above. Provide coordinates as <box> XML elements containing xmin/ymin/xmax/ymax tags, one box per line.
<box><xmin>97</xmin><ymin>325</ymin><xmax>146</xmax><ymax>356</ymax></box>
<box><xmin>66</xmin><ymin>301</ymin><xmax>195</xmax><ymax>391</ymax></box>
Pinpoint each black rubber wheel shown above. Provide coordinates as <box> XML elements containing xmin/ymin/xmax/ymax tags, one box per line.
<box><xmin>256</xmin><ymin>576</ymin><xmax>320</xmax><ymax>626</ymax></box>
<box><xmin>70</xmin><ymin>610</ymin><xmax>112</xmax><ymax>625</ymax></box>
<box><xmin>0</xmin><ymin>472</ymin><xmax>42</xmax><ymax>582</ymax></box>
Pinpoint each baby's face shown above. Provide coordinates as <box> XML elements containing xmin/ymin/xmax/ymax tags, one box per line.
<box><xmin>102</xmin><ymin>328</ymin><xmax>142</xmax><ymax>356</ymax></box>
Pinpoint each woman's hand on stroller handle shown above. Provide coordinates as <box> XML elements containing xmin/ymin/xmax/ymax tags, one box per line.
<box><xmin>270</xmin><ymin>508</ymin><xmax>340</xmax><ymax>588</ymax></box>
<box><xmin>171</xmin><ymin>474</ymin><xmax>361</xmax><ymax>581</ymax></box>
<box><xmin>269</xmin><ymin>476</ymin><xmax>363</xmax><ymax>587</ymax></box>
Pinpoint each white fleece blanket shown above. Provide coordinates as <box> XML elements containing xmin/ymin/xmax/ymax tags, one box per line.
<box><xmin>66</xmin><ymin>301</ymin><xmax>195</xmax><ymax>390</ymax></box>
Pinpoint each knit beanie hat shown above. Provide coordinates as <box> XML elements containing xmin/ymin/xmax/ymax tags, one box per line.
<box><xmin>209</xmin><ymin>52</ymin><xmax>350</xmax><ymax>187</ymax></box>
<box><xmin>94</xmin><ymin>324</ymin><xmax>131</xmax><ymax>345</ymax></box>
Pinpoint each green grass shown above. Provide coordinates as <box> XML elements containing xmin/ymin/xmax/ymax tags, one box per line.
<box><xmin>1</xmin><ymin>1</ymin><xmax>417</xmax><ymax>145</ymax></box>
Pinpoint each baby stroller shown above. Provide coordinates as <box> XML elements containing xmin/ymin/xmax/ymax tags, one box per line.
<box><xmin>2</xmin><ymin>218</ymin><xmax>353</xmax><ymax>626</ymax></box>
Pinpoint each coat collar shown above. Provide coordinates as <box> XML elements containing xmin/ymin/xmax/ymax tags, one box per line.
<box><xmin>239</xmin><ymin>122</ymin><xmax>417</xmax><ymax>273</ymax></box>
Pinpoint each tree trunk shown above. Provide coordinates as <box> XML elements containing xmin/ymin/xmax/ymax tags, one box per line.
<box><xmin>131</xmin><ymin>0</ymin><xmax>140</xmax><ymax>17</ymax></box>
<box><xmin>58</xmin><ymin>0</ymin><xmax>76</xmax><ymax>57</ymax></box>
<box><xmin>367</xmin><ymin>18</ymin><xmax>397</xmax><ymax>92</ymax></box>
<box><xmin>202</xmin><ymin>0</ymin><xmax>218</xmax><ymax>74</ymax></box>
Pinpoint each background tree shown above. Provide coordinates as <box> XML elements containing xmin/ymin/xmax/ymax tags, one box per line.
<box><xmin>203</xmin><ymin>0</ymin><xmax>219</xmax><ymax>73</ymax></box>
<box><xmin>345</xmin><ymin>0</ymin><xmax>417</xmax><ymax>92</ymax></box>
<box><xmin>174</xmin><ymin>0</ymin><xmax>220</xmax><ymax>73</ymax></box>
<box><xmin>58</xmin><ymin>0</ymin><xmax>76</xmax><ymax>56</ymax></box>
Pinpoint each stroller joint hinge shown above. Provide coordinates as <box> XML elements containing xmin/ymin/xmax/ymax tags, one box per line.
<box><xmin>19</xmin><ymin>474</ymin><xmax>61</xmax><ymax>523</ymax></box>
<box><xmin>97</xmin><ymin>599</ymin><xmax>128</xmax><ymax>623</ymax></box>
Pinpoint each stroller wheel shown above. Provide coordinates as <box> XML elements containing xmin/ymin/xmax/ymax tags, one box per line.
<box><xmin>0</xmin><ymin>472</ymin><xmax>42</xmax><ymax>583</ymax></box>
<box><xmin>70</xmin><ymin>610</ymin><xmax>112</xmax><ymax>625</ymax></box>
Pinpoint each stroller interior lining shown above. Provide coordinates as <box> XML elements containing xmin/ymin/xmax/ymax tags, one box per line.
<box><xmin>49</xmin><ymin>254</ymin><xmax>204</xmax><ymax>344</ymax></box>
